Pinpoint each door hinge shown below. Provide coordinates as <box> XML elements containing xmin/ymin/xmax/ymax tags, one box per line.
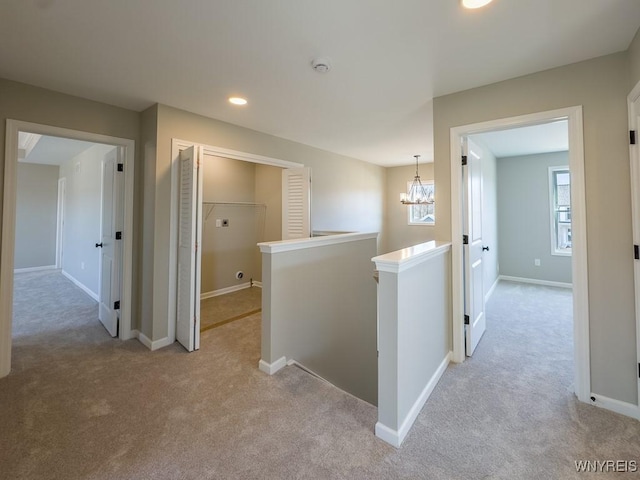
<box><xmin>195</xmin><ymin>242</ymin><xmax>198</xmax><ymax>253</ymax></box>
<box><xmin>462</xmin><ymin>155</ymin><xmax>468</xmax><ymax>166</ymax></box>
<box><xmin>115</xmin><ymin>231</ymin><xmax>122</xmax><ymax>240</ymax></box>
<box><xmin>114</xmin><ymin>300</ymin><xmax>120</xmax><ymax>310</ymax></box>
<box><xmin>635</xmin><ymin>245</ymin><xmax>639</xmax><ymax>260</ymax></box>
<box><xmin>464</xmin><ymin>315</ymin><xmax>470</xmax><ymax>325</ymax></box>
<box><xmin>463</xmin><ymin>235</ymin><xmax>469</xmax><ymax>245</ymax></box>
<box><xmin>117</xmin><ymin>163</ymin><xmax>124</xmax><ymax>172</ymax></box>
<box><xmin>631</xmin><ymin>130</ymin><xmax>637</xmax><ymax>145</ymax></box>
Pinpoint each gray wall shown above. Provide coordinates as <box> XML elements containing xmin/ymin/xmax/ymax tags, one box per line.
<box><xmin>0</xmin><ymin>78</ymin><xmax>140</xmax><ymax>377</ymax></box>
<box><xmin>261</xmin><ymin>235</ymin><xmax>378</xmax><ymax>405</ymax></box>
<box><xmin>384</xmin><ymin>163</ymin><xmax>436</xmax><ymax>253</ymax></box>
<box><xmin>254</xmin><ymin>164</ymin><xmax>283</xmax><ymax>280</ymax></box>
<box><xmin>432</xmin><ymin>52</ymin><xmax>636</xmax><ymax>404</ymax></box>
<box><xmin>630</xmin><ymin>26</ymin><xmax>640</xmax><ymax>87</ymax></box>
<box><xmin>140</xmin><ymin>104</ymin><xmax>385</xmax><ymax>342</ymax></box>
<box><xmin>60</xmin><ymin>144</ymin><xmax>115</xmax><ymax>297</ymax></box>
<box><xmin>497</xmin><ymin>152</ymin><xmax>572</xmax><ymax>284</ymax></box>
<box><xmin>15</xmin><ymin>163</ymin><xmax>59</xmax><ymax>270</ymax></box>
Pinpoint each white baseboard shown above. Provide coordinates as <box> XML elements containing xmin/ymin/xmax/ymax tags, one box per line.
<box><xmin>14</xmin><ymin>265</ymin><xmax>57</xmax><ymax>274</ymax></box>
<box><xmin>258</xmin><ymin>356</ymin><xmax>287</xmax><ymax>375</ymax></box>
<box><xmin>61</xmin><ymin>270</ymin><xmax>99</xmax><ymax>301</ymax></box>
<box><xmin>136</xmin><ymin>331</ymin><xmax>173</xmax><ymax>351</ymax></box>
<box><xmin>590</xmin><ymin>393</ymin><xmax>640</xmax><ymax>420</ymax></box>
<box><xmin>376</xmin><ymin>351</ymin><xmax>451</xmax><ymax>448</ymax></box>
<box><xmin>252</xmin><ymin>280</ymin><xmax>263</xmax><ymax>288</ymax></box>
<box><xmin>200</xmin><ymin>282</ymin><xmax>252</xmax><ymax>300</ymax></box>
<box><xmin>499</xmin><ymin>275</ymin><xmax>572</xmax><ymax>289</ymax></box>
<box><xmin>485</xmin><ymin>277</ymin><xmax>499</xmax><ymax>302</ymax></box>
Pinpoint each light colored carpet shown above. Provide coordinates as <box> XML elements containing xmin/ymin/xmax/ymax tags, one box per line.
<box><xmin>1</xmin><ymin>273</ymin><xmax>639</xmax><ymax>479</ymax></box>
<box><xmin>200</xmin><ymin>287</ymin><xmax>262</xmax><ymax>332</ymax></box>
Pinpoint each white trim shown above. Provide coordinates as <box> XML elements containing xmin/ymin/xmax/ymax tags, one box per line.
<box><xmin>168</xmin><ymin>139</ymin><xmax>304</xmax><ymax>346</ymax></box>
<box><xmin>589</xmin><ymin>394</ymin><xmax>640</xmax><ymax>421</ymax></box>
<box><xmin>628</xmin><ymin>80</ymin><xmax>640</xmax><ymax>414</ymax></box>
<box><xmin>14</xmin><ymin>265</ymin><xmax>57</xmax><ymax>274</ymax></box>
<box><xmin>1</xmin><ymin>120</ymin><xmax>136</xmax><ymax>380</ymax></box>
<box><xmin>449</xmin><ymin>106</ymin><xmax>591</xmax><ymax>403</ymax></box>
<box><xmin>135</xmin><ymin>330</ymin><xmax>173</xmax><ymax>351</ymax></box>
<box><xmin>61</xmin><ymin>269</ymin><xmax>99</xmax><ymax>302</ymax></box>
<box><xmin>372</xmin><ymin>241</ymin><xmax>451</xmax><ymax>273</ymax></box>
<box><xmin>251</xmin><ymin>280</ymin><xmax>263</xmax><ymax>288</ymax></box>
<box><xmin>375</xmin><ymin>352</ymin><xmax>451</xmax><ymax>448</ymax></box>
<box><xmin>200</xmin><ymin>282</ymin><xmax>252</xmax><ymax>300</ymax></box>
<box><xmin>499</xmin><ymin>275</ymin><xmax>572</xmax><ymax>289</ymax></box>
<box><xmin>259</xmin><ymin>232</ymin><xmax>378</xmax><ymax>254</ymax></box>
<box><xmin>484</xmin><ymin>276</ymin><xmax>499</xmax><ymax>303</ymax></box>
<box><xmin>258</xmin><ymin>356</ymin><xmax>287</xmax><ymax>375</ymax></box>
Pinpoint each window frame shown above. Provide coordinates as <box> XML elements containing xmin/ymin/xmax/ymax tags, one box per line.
<box><xmin>407</xmin><ymin>180</ymin><xmax>435</xmax><ymax>226</ymax></box>
<box><xmin>548</xmin><ymin>166</ymin><xmax>572</xmax><ymax>256</ymax></box>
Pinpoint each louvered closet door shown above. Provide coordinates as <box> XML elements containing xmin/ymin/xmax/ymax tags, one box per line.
<box><xmin>176</xmin><ymin>146</ymin><xmax>202</xmax><ymax>351</ymax></box>
<box><xmin>282</xmin><ymin>167</ymin><xmax>311</xmax><ymax>239</ymax></box>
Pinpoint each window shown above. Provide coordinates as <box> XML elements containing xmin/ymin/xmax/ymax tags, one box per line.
<box><xmin>408</xmin><ymin>181</ymin><xmax>435</xmax><ymax>225</ymax></box>
<box><xmin>549</xmin><ymin>167</ymin><xmax>571</xmax><ymax>255</ymax></box>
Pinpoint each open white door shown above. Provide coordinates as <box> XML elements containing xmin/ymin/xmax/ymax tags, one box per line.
<box><xmin>176</xmin><ymin>146</ymin><xmax>202</xmax><ymax>351</ymax></box>
<box><xmin>97</xmin><ymin>147</ymin><xmax>122</xmax><ymax>337</ymax></box>
<box><xmin>282</xmin><ymin>167</ymin><xmax>311</xmax><ymax>239</ymax></box>
<box><xmin>463</xmin><ymin>137</ymin><xmax>486</xmax><ymax>356</ymax></box>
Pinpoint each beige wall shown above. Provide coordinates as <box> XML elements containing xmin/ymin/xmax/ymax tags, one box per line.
<box><xmin>0</xmin><ymin>78</ymin><xmax>140</xmax><ymax>377</ymax></box>
<box><xmin>201</xmin><ymin>154</ymin><xmax>258</xmax><ymax>293</ymax></box>
<box><xmin>15</xmin><ymin>163</ymin><xmax>59</xmax><ymax>270</ymax></box>
<box><xmin>140</xmin><ymin>104</ymin><xmax>385</xmax><ymax>341</ymax></box>
<box><xmin>384</xmin><ymin>163</ymin><xmax>436</xmax><ymax>253</ymax></box>
<box><xmin>433</xmin><ymin>52</ymin><xmax>636</xmax><ymax>404</ymax></box>
<box><xmin>630</xmin><ymin>26</ymin><xmax>640</xmax><ymax>87</ymax></box>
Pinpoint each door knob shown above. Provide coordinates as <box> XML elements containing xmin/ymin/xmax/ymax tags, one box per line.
<box><xmin>95</xmin><ymin>242</ymin><xmax>103</xmax><ymax>248</ymax></box>
<box><xmin>482</xmin><ymin>245</ymin><xmax>489</xmax><ymax>252</ymax></box>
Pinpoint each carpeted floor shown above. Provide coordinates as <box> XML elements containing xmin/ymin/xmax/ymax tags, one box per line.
<box><xmin>1</xmin><ymin>273</ymin><xmax>639</xmax><ymax>479</ymax></box>
<box><xmin>200</xmin><ymin>287</ymin><xmax>262</xmax><ymax>332</ymax></box>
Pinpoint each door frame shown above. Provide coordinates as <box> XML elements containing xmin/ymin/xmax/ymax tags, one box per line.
<box><xmin>2</xmin><ymin>120</ymin><xmax>135</xmax><ymax>374</ymax></box>
<box><xmin>628</xmin><ymin>80</ymin><xmax>640</xmax><ymax>410</ymax></box>
<box><xmin>167</xmin><ymin>139</ymin><xmax>302</xmax><ymax>344</ymax></box>
<box><xmin>449</xmin><ymin>106</ymin><xmax>590</xmax><ymax>403</ymax></box>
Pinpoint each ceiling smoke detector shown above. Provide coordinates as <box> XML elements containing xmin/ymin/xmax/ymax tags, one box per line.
<box><xmin>311</xmin><ymin>58</ymin><xmax>331</xmax><ymax>73</ymax></box>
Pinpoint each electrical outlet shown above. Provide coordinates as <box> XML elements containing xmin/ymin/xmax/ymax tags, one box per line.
<box><xmin>534</xmin><ymin>259</ymin><xmax>541</xmax><ymax>267</ymax></box>
<box><xmin>81</xmin><ymin>261</ymin><xmax>85</xmax><ymax>270</ymax></box>
<box><xmin>222</xmin><ymin>219</ymin><xmax>229</xmax><ymax>227</ymax></box>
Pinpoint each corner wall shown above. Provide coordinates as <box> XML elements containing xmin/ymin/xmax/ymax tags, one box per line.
<box><xmin>0</xmin><ymin>78</ymin><xmax>140</xmax><ymax>378</ymax></box>
<box><xmin>433</xmin><ymin>52</ymin><xmax>637</xmax><ymax>404</ymax></box>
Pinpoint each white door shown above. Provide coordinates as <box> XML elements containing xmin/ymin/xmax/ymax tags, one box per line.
<box><xmin>463</xmin><ymin>137</ymin><xmax>486</xmax><ymax>356</ymax></box>
<box><xmin>282</xmin><ymin>167</ymin><xmax>311</xmax><ymax>239</ymax></box>
<box><xmin>176</xmin><ymin>146</ymin><xmax>202</xmax><ymax>352</ymax></box>
<box><xmin>97</xmin><ymin>147</ymin><xmax>122</xmax><ymax>337</ymax></box>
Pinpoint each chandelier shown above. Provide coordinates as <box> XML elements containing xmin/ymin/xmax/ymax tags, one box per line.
<box><xmin>400</xmin><ymin>155</ymin><xmax>434</xmax><ymax>205</ymax></box>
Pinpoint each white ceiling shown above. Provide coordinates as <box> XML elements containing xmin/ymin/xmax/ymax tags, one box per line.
<box><xmin>470</xmin><ymin>120</ymin><xmax>568</xmax><ymax>158</ymax></box>
<box><xmin>19</xmin><ymin>133</ymin><xmax>96</xmax><ymax>166</ymax></box>
<box><xmin>1</xmin><ymin>1</ymin><xmax>638</xmax><ymax>167</ymax></box>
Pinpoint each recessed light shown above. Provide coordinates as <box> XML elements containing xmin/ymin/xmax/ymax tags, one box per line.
<box><xmin>229</xmin><ymin>97</ymin><xmax>247</xmax><ymax>106</ymax></box>
<box><xmin>462</xmin><ymin>0</ymin><xmax>493</xmax><ymax>9</ymax></box>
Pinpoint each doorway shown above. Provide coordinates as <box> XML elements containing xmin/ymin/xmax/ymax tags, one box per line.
<box><xmin>1</xmin><ymin>120</ymin><xmax>135</xmax><ymax>378</ymax></box>
<box><xmin>449</xmin><ymin>106</ymin><xmax>591</xmax><ymax>403</ymax></box>
<box><xmin>169</xmin><ymin>140</ymin><xmax>305</xmax><ymax>351</ymax></box>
